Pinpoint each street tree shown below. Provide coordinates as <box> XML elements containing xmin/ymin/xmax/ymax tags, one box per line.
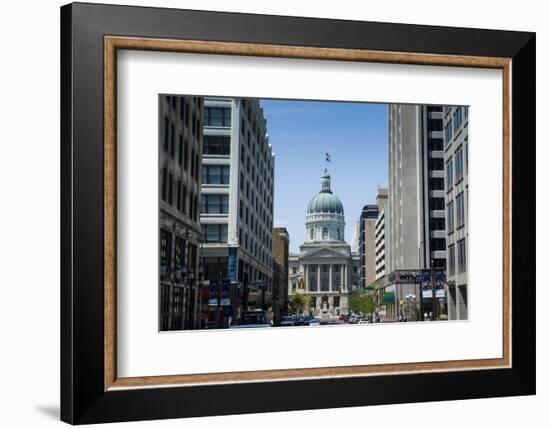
<box><xmin>289</xmin><ymin>293</ymin><xmax>309</xmax><ymax>315</ymax></box>
<box><xmin>349</xmin><ymin>289</ymin><xmax>376</xmax><ymax>316</ymax></box>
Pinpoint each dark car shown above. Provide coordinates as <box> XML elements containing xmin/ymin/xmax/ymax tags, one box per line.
<box><xmin>279</xmin><ymin>316</ymin><xmax>296</xmax><ymax>327</ymax></box>
<box><xmin>294</xmin><ymin>316</ymin><xmax>307</xmax><ymax>326</ymax></box>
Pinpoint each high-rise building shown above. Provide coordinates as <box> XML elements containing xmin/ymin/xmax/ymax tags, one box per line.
<box><xmin>159</xmin><ymin>95</ymin><xmax>203</xmax><ymax>331</ymax></box>
<box><xmin>272</xmin><ymin>227</ymin><xmax>290</xmax><ymax>322</ymax></box>
<box><xmin>359</xmin><ymin>204</ymin><xmax>379</xmax><ymax>288</ymax></box>
<box><xmin>443</xmin><ymin>106</ymin><xmax>469</xmax><ymax>320</ymax></box>
<box><xmin>374</xmin><ymin>188</ymin><xmax>389</xmax><ymax>281</ymax></box>
<box><xmin>382</xmin><ymin>104</ymin><xmax>447</xmax><ymax>319</ymax></box>
<box><xmin>387</xmin><ymin>104</ymin><xmax>446</xmax><ymax>272</ymax></box>
<box><xmin>199</xmin><ymin>97</ymin><xmax>275</xmax><ymax>327</ymax></box>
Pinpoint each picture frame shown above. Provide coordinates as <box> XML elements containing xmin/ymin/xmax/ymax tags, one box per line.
<box><xmin>60</xmin><ymin>2</ymin><xmax>535</xmax><ymax>424</ymax></box>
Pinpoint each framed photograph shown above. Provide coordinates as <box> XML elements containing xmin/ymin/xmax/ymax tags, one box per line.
<box><xmin>60</xmin><ymin>2</ymin><xmax>535</xmax><ymax>424</ymax></box>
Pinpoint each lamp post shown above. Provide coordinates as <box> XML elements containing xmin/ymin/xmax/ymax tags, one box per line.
<box><xmin>405</xmin><ymin>293</ymin><xmax>417</xmax><ymax>321</ymax></box>
<box><xmin>430</xmin><ymin>259</ymin><xmax>437</xmax><ymax>320</ymax></box>
<box><xmin>216</xmin><ymin>271</ymin><xmax>223</xmax><ymax>329</ymax></box>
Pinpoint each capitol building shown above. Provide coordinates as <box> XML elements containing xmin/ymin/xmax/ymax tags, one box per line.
<box><xmin>288</xmin><ymin>169</ymin><xmax>360</xmax><ymax>318</ymax></box>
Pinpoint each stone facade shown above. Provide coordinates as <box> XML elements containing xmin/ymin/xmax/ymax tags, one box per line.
<box><xmin>288</xmin><ymin>170</ymin><xmax>360</xmax><ymax>318</ymax></box>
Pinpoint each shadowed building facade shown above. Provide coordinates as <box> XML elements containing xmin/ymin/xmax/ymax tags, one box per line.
<box><xmin>159</xmin><ymin>95</ymin><xmax>203</xmax><ymax>331</ymax></box>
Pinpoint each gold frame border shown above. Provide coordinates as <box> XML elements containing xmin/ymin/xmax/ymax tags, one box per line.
<box><xmin>104</xmin><ymin>36</ymin><xmax>512</xmax><ymax>391</ymax></box>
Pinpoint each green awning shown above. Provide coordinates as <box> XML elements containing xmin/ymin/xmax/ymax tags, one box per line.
<box><xmin>381</xmin><ymin>291</ymin><xmax>395</xmax><ymax>305</ymax></box>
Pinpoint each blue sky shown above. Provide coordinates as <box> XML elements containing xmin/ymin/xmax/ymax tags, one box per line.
<box><xmin>260</xmin><ymin>99</ymin><xmax>388</xmax><ymax>253</ymax></box>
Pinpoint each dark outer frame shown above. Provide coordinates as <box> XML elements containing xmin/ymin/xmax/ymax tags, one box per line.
<box><xmin>61</xmin><ymin>2</ymin><xmax>536</xmax><ymax>425</ymax></box>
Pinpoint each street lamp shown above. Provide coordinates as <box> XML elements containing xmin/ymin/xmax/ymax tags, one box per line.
<box><xmin>405</xmin><ymin>293</ymin><xmax>417</xmax><ymax>321</ymax></box>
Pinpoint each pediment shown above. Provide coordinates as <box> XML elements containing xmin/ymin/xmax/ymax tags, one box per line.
<box><xmin>302</xmin><ymin>246</ymin><xmax>349</xmax><ymax>259</ymax></box>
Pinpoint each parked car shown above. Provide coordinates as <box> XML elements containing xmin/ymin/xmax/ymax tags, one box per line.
<box><xmin>307</xmin><ymin>318</ymin><xmax>321</xmax><ymax>326</ymax></box>
<box><xmin>294</xmin><ymin>316</ymin><xmax>307</xmax><ymax>326</ymax></box>
<box><xmin>357</xmin><ymin>319</ymin><xmax>370</xmax><ymax>325</ymax></box>
<box><xmin>279</xmin><ymin>316</ymin><xmax>296</xmax><ymax>327</ymax></box>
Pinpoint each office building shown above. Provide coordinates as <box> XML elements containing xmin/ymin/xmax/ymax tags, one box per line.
<box><xmin>159</xmin><ymin>95</ymin><xmax>203</xmax><ymax>331</ymax></box>
<box><xmin>199</xmin><ymin>97</ymin><xmax>275</xmax><ymax>326</ymax></box>
<box><xmin>443</xmin><ymin>106</ymin><xmax>469</xmax><ymax>320</ymax></box>
<box><xmin>381</xmin><ymin>104</ymin><xmax>448</xmax><ymax>319</ymax></box>
<box><xmin>272</xmin><ymin>227</ymin><xmax>290</xmax><ymax>322</ymax></box>
<box><xmin>359</xmin><ymin>204</ymin><xmax>379</xmax><ymax>288</ymax></box>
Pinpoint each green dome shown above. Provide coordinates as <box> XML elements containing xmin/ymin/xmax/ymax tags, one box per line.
<box><xmin>307</xmin><ymin>192</ymin><xmax>344</xmax><ymax>214</ymax></box>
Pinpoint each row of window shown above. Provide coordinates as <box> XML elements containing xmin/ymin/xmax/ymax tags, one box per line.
<box><xmin>445</xmin><ymin>106</ymin><xmax>468</xmax><ymax>145</ymax></box>
<box><xmin>203</xmin><ymin>135</ymin><xmax>230</xmax><ymax>155</ymax></box>
<box><xmin>202</xmin><ymin>223</ymin><xmax>228</xmax><ymax>243</ymax></box>
<box><xmin>161</xmin><ymin>167</ymin><xmax>199</xmax><ymax>222</ymax></box>
<box><xmin>200</xmin><ymin>194</ymin><xmax>229</xmax><ymax>214</ymax></box>
<box><xmin>160</xmin><ymin>229</ymin><xmax>199</xmax><ymax>280</ymax></box>
<box><xmin>447</xmin><ymin>238</ymin><xmax>467</xmax><ymax>275</ymax></box>
<box><xmin>446</xmin><ymin>144</ymin><xmax>466</xmax><ymax>190</ymax></box>
<box><xmin>202</xmin><ymin>164</ymin><xmax>230</xmax><ymax>185</ymax></box>
<box><xmin>238</xmin><ymin>227</ymin><xmax>271</xmax><ymax>266</ymax></box>
<box><xmin>446</xmin><ymin>191</ymin><xmax>466</xmax><ymax>233</ymax></box>
<box><xmin>204</xmin><ymin>107</ymin><xmax>231</xmax><ymax>127</ymax></box>
<box><xmin>162</xmin><ymin>117</ymin><xmax>200</xmax><ymax>179</ymax></box>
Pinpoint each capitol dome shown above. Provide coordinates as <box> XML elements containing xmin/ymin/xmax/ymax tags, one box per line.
<box><xmin>307</xmin><ymin>192</ymin><xmax>344</xmax><ymax>214</ymax></box>
<box><xmin>307</xmin><ymin>169</ymin><xmax>344</xmax><ymax>214</ymax></box>
<box><xmin>305</xmin><ymin>169</ymin><xmax>346</xmax><ymax>243</ymax></box>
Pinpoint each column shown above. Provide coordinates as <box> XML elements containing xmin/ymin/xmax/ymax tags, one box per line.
<box><xmin>304</xmin><ymin>265</ymin><xmax>308</xmax><ymax>292</ymax></box>
<box><xmin>317</xmin><ymin>265</ymin><xmax>321</xmax><ymax>291</ymax></box>
<box><xmin>329</xmin><ymin>264</ymin><xmax>333</xmax><ymax>291</ymax></box>
<box><xmin>344</xmin><ymin>264</ymin><xmax>348</xmax><ymax>290</ymax></box>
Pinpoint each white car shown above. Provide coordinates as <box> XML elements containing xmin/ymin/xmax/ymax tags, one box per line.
<box><xmin>357</xmin><ymin>319</ymin><xmax>370</xmax><ymax>325</ymax></box>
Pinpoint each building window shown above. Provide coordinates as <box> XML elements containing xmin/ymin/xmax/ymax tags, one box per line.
<box><xmin>163</xmin><ymin>117</ymin><xmax>169</xmax><ymax>151</ymax></box>
<box><xmin>181</xmin><ymin>185</ymin><xmax>187</xmax><ymax>214</ymax></box>
<box><xmin>309</xmin><ymin>228</ymin><xmax>314</xmax><ymax>240</ymax></box>
<box><xmin>174</xmin><ymin>236</ymin><xmax>185</xmax><ymax>272</ymax></box>
<box><xmin>176</xmin><ymin>180</ymin><xmax>182</xmax><ymax>210</ymax></box>
<box><xmin>178</xmin><ymin>135</ymin><xmax>183</xmax><ymax>165</ymax></box>
<box><xmin>203</xmin><ymin>135</ymin><xmax>230</xmax><ymax>155</ymax></box>
<box><xmin>428</xmin><ymin>138</ymin><xmax>443</xmax><ymax>151</ymax></box>
<box><xmin>204</xmin><ymin>107</ymin><xmax>231</xmax><ymax>127</ymax></box>
<box><xmin>453</xmin><ymin>108</ymin><xmax>463</xmax><ymax>132</ymax></box>
<box><xmin>457</xmin><ymin>238</ymin><xmax>467</xmax><ymax>273</ymax></box>
<box><xmin>457</xmin><ymin>192</ymin><xmax>465</xmax><ymax>227</ymax></box>
<box><xmin>160</xmin><ymin>229</ymin><xmax>172</xmax><ymax>280</ymax></box>
<box><xmin>427</xmin><ymin>119</ymin><xmax>442</xmax><ymax>131</ymax></box>
<box><xmin>429</xmin><ymin>177</ymin><xmax>444</xmax><ymax>190</ymax></box>
<box><xmin>322</xmin><ymin>227</ymin><xmax>328</xmax><ymax>240</ymax></box>
<box><xmin>200</xmin><ymin>194</ymin><xmax>229</xmax><ymax>214</ymax></box>
<box><xmin>448</xmin><ymin>244</ymin><xmax>456</xmax><ymax>276</ymax></box>
<box><xmin>445</xmin><ymin>121</ymin><xmax>453</xmax><ymax>144</ymax></box>
<box><xmin>430</xmin><ymin>218</ymin><xmax>445</xmax><ymax>231</ymax></box>
<box><xmin>429</xmin><ymin>198</ymin><xmax>444</xmax><ymax>210</ymax></box>
<box><xmin>202</xmin><ymin>165</ymin><xmax>230</xmax><ymax>184</ymax></box>
<box><xmin>446</xmin><ymin>158</ymin><xmax>453</xmax><ymax>191</ymax></box>
<box><xmin>455</xmin><ymin>145</ymin><xmax>464</xmax><ymax>182</ymax></box>
<box><xmin>337</xmin><ymin>228</ymin><xmax>341</xmax><ymax>240</ymax></box>
<box><xmin>170</xmin><ymin>124</ymin><xmax>175</xmax><ymax>157</ymax></box>
<box><xmin>194</xmin><ymin>153</ymin><xmax>200</xmax><ymax>180</ymax></box>
<box><xmin>333</xmin><ymin>296</ymin><xmax>340</xmax><ymax>308</ymax></box>
<box><xmin>183</xmin><ymin>139</ymin><xmax>189</xmax><ymax>170</ymax></box>
<box><xmin>161</xmin><ymin>167</ymin><xmax>167</xmax><ymax>202</ymax></box>
<box><xmin>428</xmin><ymin>158</ymin><xmax>444</xmax><ymax>171</ymax></box>
<box><xmin>202</xmin><ymin>224</ymin><xmax>228</xmax><ymax>243</ymax></box>
<box><xmin>447</xmin><ymin>201</ymin><xmax>454</xmax><ymax>233</ymax></box>
<box><xmin>167</xmin><ymin>172</ymin><xmax>173</xmax><ymax>205</ymax></box>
